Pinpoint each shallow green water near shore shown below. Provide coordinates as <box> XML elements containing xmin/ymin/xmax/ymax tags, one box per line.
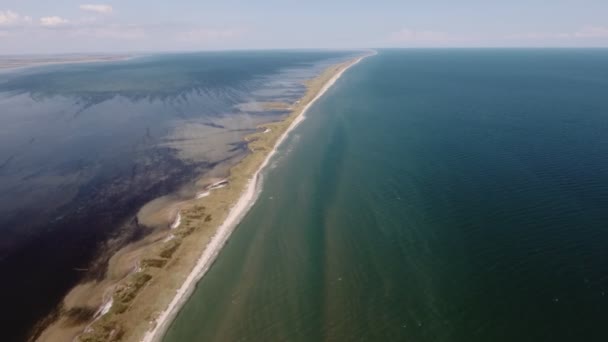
<box><xmin>165</xmin><ymin>50</ymin><xmax>608</xmax><ymax>342</ymax></box>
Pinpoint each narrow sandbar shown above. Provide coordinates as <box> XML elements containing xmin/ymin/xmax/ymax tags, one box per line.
<box><xmin>53</xmin><ymin>52</ymin><xmax>374</xmax><ymax>342</ymax></box>
<box><xmin>141</xmin><ymin>53</ymin><xmax>372</xmax><ymax>342</ymax></box>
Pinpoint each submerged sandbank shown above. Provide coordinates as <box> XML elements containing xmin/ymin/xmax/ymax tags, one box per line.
<box><xmin>37</xmin><ymin>51</ymin><xmax>372</xmax><ymax>342</ymax></box>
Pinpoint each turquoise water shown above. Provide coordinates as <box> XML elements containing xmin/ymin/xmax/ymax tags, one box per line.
<box><xmin>165</xmin><ymin>50</ymin><xmax>608</xmax><ymax>342</ymax></box>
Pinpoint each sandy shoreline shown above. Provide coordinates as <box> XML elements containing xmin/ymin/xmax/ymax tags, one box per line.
<box><xmin>141</xmin><ymin>53</ymin><xmax>371</xmax><ymax>342</ymax></box>
<box><xmin>34</xmin><ymin>51</ymin><xmax>374</xmax><ymax>342</ymax></box>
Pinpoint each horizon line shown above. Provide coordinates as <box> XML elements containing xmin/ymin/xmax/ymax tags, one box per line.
<box><xmin>2</xmin><ymin>46</ymin><xmax>608</xmax><ymax>57</ymax></box>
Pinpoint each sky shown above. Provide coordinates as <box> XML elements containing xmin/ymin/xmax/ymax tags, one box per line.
<box><xmin>1</xmin><ymin>0</ymin><xmax>608</xmax><ymax>54</ymax></box>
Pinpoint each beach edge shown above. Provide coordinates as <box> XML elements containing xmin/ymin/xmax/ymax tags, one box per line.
<box><xmin>141</xmin><ymin>51</ymin><xmax>374</xmax><ymax>342</ymax></box>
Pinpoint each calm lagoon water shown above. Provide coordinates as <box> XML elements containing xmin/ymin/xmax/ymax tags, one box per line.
<box><xmin>165</xmin><ymin>50</ymin><xmax>608</xmax><ymax>342</ymax></box>
<box><xmin>0</xmin><ymin>50</ymin><xmax>357</xmax><ymax>341</ymax></box>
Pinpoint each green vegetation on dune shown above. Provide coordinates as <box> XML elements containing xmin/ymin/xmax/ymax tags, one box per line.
<box><xmin>76</xmin><ymin>57</ymin><xmax>362</xmax><ymax>342</ymax></box>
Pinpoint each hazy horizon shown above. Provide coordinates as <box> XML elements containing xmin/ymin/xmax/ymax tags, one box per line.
<box><xmin>1</xmin><ymin>1</ymin><xmax>608</xmax><ymax>54</ymax></box>
<box><xmin>4</xmin><ymin>47</ymin><xmax>608</xmax><ymax>57</ymax></box>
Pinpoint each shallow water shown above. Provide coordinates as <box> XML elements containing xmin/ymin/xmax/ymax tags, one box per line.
<box><xmin>0</xmin><ymin>50</ymin><xmax>357</xmax><ymax>341</ymax></box>
<box><xmin>165</xmin><ymin>49</ymin><xmax>608</xmax><ymax>342</ymax></box>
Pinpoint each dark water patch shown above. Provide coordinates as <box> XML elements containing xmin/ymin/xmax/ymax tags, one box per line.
<box><xmin>202</xmin><ymin>122</ymin><xmax>226</xmax><ymax>129</ymax></box>
<box><xmin>227</xmin><ymin>141</ymin><xmax>250</xmax><ymax>153</ymax></box>
<box><xmin>1</xmin><ymin>149</ymin><xmax>202</xmax><ymax>341</ymax></box>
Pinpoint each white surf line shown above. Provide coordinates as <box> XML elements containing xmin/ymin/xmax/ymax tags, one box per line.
<box><xmin>141</xmin><ymin>52</ymin><xmax>372</xmax><ymax>342</ymax></box>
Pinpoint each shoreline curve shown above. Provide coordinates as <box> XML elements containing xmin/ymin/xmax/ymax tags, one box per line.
<box><xmin>141</xmin><ymin>51</ymin><xmax>374</xmax><ymax>342</ymax></box>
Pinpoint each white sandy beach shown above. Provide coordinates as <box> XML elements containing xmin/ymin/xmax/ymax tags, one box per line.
<box><xmin>141</xmin><ymin>53</ymin><xmax>371</xmax><ymax>342</ymax></box>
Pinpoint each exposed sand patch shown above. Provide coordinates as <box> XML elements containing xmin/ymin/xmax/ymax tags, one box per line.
<box><xmin>169</xmin><ymin>212</ymin><xmax>181</xmax><ymax>230</ymax></box>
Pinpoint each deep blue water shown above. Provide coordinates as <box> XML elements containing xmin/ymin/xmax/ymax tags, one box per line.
<box><xmin>165</xmin><ymin>49</ymin><xmax>608</xmax><ymax>342</ymax></box>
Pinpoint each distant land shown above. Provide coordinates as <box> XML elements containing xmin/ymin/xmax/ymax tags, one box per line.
<box><xmin>0</xmin><ymin>54</ymin><xmax>133</xmax><ymax>70</ymax></box>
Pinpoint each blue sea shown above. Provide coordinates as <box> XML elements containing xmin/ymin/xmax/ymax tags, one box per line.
<box><xmin>165</xmin><ymin>49</ymin><xmax>608</xmax><ymax>342</ymax></box>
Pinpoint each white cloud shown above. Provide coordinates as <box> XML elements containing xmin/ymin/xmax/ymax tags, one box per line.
<box><xmin>387</xmin><ymin>28</ymin><xmax>475</xmax><ymax>45</ymax></box>
<box><xmin>0</xmin><ymin>10</ymin><xmax>32</xmax><ymax>26</ymax></box>
<box><xmin>0</xmin><ymin>10</ymin><xmax>19</xmax><ymax>25</ymax></box>
<box><xmin>507</xmin><ymin>26</ymin><xmax>608</xmax><ymax>40</ymax></box>
<box><xmin>40</xmin><ymin>16</ymin><xmax>69</xmax><ymax>27</ymax></box>
<box><xmin>389</xmin><ymin>28</ymin><xmax>451</xmax><ymax>43</ymax></box>
<box><xmin>177</xmin><ymin>28</ymin><xmax>244</xmax><ymax>43</ymax></box>
<box><xmin>571</xmin><ymin>26</ymin><xmax>608</xmax><ymax>38</ymax></box>
<box><xmin>79</xmin><ymin>4</ymin><xmax>113</xmax><ymax>14</ymax></box>
<box><xmin>71</xmin><ymin>25</ymin><xmax>146</xmax><ymax>40</ymax></box>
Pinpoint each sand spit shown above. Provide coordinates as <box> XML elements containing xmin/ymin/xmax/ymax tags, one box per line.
<box><xmin>36</xmin><ymin>52</ymin><xmax>373</xmax><ymax>342</ymax></box>
<box><xmin>141</xmin><ymin>52</ymin><xmax>372</xmax><ymax>342</ymax></box>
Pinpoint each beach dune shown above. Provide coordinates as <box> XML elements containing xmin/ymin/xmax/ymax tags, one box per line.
<box><xmin>141</xmin><ymin>53</ymin><xmax>372</xmax><ymax>342</ymax></box>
